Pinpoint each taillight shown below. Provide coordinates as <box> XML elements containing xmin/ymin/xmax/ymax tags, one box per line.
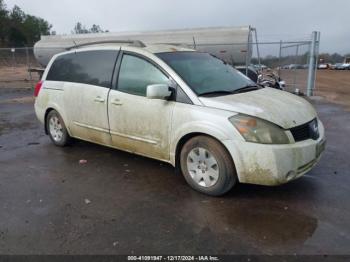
<box><xmin>34</xmin><ymin>80</ymin><xmax>43</xmax><ymax>97</ymax></box>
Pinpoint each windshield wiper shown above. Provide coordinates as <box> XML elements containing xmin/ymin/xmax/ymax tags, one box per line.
<box><xmin>198</xmin><ymin>90</ymin><xmax>233</xmax><ymax>97</ymax></box>
<box><xmin>231</xmin><ymin>85</ymin><xmax>260</xmax><ymax>94</ymax></box>
<box><xmin>198</xmin><ymin>85</ymin><xmax>260</xmax><ymax>97</ymax></box>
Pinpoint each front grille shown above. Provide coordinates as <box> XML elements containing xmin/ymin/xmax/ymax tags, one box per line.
<box><xmin>290</xmin><ymin>118</ymin><xmax>319</xmax><ymax>142</ymax></box>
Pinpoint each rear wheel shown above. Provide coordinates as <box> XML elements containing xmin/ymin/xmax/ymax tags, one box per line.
<box><xmin>180</xmin><ymin>136</ymin><xmax>237</xmax><ymax>196</ymax></box>
<box><xmin>46</xmin><ymin>110</ymin><xmax>71</xmax><ymax>146</ymax></box>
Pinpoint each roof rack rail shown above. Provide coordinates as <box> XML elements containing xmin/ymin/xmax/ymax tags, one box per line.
<box><xmin>157</xmin><ymin>43</ymin><xmax>194</xmax><ymax>48</ymax></box>
<box><xmin>66</xmin><ymin>40</ymin><xmax>146</xmax><ymax>50</ymax></box>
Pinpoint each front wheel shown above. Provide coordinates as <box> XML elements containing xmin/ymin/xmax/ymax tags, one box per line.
<box><xmin>180</xmin><ymin>136</ymin><xmax>237</xmax><ymax>196</ymax></box>
<box><xmin>46</xmin><ymin>110</ymin><xmax>71</xmax><ymax>146</ymax></box>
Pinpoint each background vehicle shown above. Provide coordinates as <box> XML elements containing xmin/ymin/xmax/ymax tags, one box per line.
<box><xmin>318</xmin><ymin>63</ymin><xmax>329</xmax><ymax>69</ymax></box>
<box><xmin>235</xmin><ymin>65</ymin><xmax>259</xmax><ymax>83</ymax></box>
<box><xmin>235</xmin><ymin>65</ymin><xmax>285</xmax><ymax>90</ymax></box>
<box><xmin>331</xmin><ymin>63</ymin><xmax>346</xmax><ymax>70</ymax></box>
<box><xmin>33</xmin><ymin>26</ymin><xmax>254</xmax><ymax>67</ymax></box>
<box><xmin>330</xmin><ymin>63</ymin><xmax>350</xmax><ymax>70</ymax></box>
<box><xmin>252</xmin><ymin>64</ymin><xmax>267</xmax><ymax>70</ymax></box>
<box><xmin>288</xmin><ymin>64</ymin><xmax>304</xmax><ymax>69</ymax></box>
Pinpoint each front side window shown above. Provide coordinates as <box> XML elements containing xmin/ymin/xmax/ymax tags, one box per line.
<box><xmin>117</xmin><ymin>54</ymin><xmax>169</xmax><ymax>96</ymax></box>
<box><xmin>157</xmin><ymin>52</ymin><xmax>255</xmax><ymax>96</ymax></box>
<box><xmin>46</xmin><ymin>50</ymin><xmax>118</xmax><ymax>88</ymax></box>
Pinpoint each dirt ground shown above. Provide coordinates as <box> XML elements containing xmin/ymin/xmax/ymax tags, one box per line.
<box><xmin>314</xmin><ymin>70</ymin><xmax>350</xmax><ymax>109</ymax></box>
<box><xmin>0</xmin><ymin>66</ymin><xmax>39</xmax><ymax>89</ymax></box>
<box><xmin>280</xmin><ymin>69</ymin><xmax>350</xmax><ymax>109</ymax></box>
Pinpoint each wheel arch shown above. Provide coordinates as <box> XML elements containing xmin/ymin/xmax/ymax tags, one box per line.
<box><xmin>174</xmin><ymin>132</ymin><xmax>235</xmax><ymax>174</ymax></box>
<box><xmin>44</xmin><ymin>107</ymin><xmax>71</xmax><ymax>136</ymax></box>
<box><xmin>44</xmin><ymin>107</ymin><xmax>55</xmax><ymax>135</ymax></box>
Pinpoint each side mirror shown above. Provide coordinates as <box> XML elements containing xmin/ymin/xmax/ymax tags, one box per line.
<box><xmin>146</xmin><ymin>84</ymin><xmax>172</xmax><ymax>100</ymax></box>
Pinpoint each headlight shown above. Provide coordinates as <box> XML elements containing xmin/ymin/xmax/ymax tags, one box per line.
<box><xmin>229</xmin><ymin>114</ymin><xmax>290</xmax><ymax>144</ymax></box>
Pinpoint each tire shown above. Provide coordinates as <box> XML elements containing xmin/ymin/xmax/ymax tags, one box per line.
<box><xmin>46</xmin><ymin>110</ymin><xmax>71</xmax><ymax>146</ymax></box>
<box><xmin>180</xmin><ymin>135</ymin><xmax>237</xmax><ymax>196</ymax></box>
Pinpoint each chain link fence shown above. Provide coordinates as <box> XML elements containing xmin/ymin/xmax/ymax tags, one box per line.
<box><xmin>278</xmin><ymin>40</ymin><xmax>319</xmax><ymax>94</ymax></box>
<box><xmin>249</xmin><ymin>32</ymin><xmax>319</xmax><ymax>95</ymax></box>
<box><xmin>0</xmin><ymin>33</ymin><xmax>319</xmax><ymax>95</ymax></box>
<box><xmin>0</xmin><ymin>47</ymin><xmax>41</xmax><ymax>88</ymax></box>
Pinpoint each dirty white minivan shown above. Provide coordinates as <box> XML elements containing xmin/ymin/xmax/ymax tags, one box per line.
<box><xmin>34</xmin><ymin>43</ymin><xmax>326</xmax><ymax>196</ymax></box>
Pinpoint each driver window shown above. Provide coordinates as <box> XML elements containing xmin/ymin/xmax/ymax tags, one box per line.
<box><xmin>117</xmin><ymin>54</ymin><xmax>169</xmax><ymax>96</ymax></box>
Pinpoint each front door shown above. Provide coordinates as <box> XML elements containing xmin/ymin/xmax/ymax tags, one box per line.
<box><xmin>108</xmin><ymin>53</ymin><xmax>175</xmax><ymax>160</ymax></box>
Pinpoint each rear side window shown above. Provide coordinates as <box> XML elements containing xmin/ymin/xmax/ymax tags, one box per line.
<box><xmin>117</xmin><ymin>54</ymin><xmax>169</xmax><ymax>96</ymax></box>
<box><xmin>46</xmin><ymin>50</ymin><xmax>118</xmax><ymax>88</ymax></box>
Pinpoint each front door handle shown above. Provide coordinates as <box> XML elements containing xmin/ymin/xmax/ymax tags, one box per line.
<box><xmin>94</xmin><ymin>96</ymin><xmax>105</xmax><ymax>103</ymax></box>
<box><xmin>111</xmin><ymin>98</ymin><xmax>123</xmax><ymax>106</ymax></box>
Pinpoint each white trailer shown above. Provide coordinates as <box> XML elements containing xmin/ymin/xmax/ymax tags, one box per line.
<box><xmin>34</xmin><ymin>26</ymin><xmax>253</xmax><ymax>67</ymax></box>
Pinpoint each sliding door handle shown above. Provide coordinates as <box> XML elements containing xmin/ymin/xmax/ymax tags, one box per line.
<box><xmin>94</xmin><ymin>96</ymin><xmax>105</xmax><ymax>103</ymax></box>
<box><xmin>111</xmin><ymin>99</ymin><xmax>123</xmax><ymax>106</ymax></box>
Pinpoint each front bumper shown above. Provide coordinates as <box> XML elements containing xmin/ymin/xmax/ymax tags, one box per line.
<box><xmin>222</xmin><ymin>120</ymin><xmax>326</xmax><ymax>186</ymax></box>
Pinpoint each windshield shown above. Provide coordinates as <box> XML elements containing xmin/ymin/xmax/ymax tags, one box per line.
<box><xmin>157</xmin><ymin>52</ymin><xmax>255</xmax><ymax>96</ymax></box>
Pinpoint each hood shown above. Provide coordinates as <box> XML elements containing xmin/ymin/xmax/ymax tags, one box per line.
<box><xmin>198</xmin><ymin>88</ymin><xmax>317</xmax><ymax>129</ymax></box>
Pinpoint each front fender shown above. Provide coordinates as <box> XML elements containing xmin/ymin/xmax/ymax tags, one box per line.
<box><xmin>170</xmin><ymin>120</ymin><xmax>238</xmax><ymax>166</ymax></box>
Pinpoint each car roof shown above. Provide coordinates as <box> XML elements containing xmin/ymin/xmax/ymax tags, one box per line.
<box><xmin>70</xmin><ymin>43</ymin><xmax>195</xmax><ymax>54</ymax></box>
<box><xmin>143</xmin><ymin>44</ymin><xmax>195</xmax><ymax>53</ymax></box>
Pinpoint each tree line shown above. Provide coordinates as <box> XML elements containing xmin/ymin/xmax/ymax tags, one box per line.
<box><xmin>0</xmin><ymin>0</ymin><xmax>107</xmax><ymax>47</ymax></box>
<box><xmin>72</xmin><ymin>22</ymin><xmax>108</xmax><ymax>34</ymax></box>
<box><xmin>0</xmin><ymin>0</ymin><xmax>52</xmax><ymax>47</ymax></box>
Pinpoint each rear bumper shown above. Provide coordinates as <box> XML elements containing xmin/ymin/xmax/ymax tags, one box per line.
<box><xmin>222</xmin><ymin>120</ymin><xmax>326</xmax><ymax>186</ymax></box>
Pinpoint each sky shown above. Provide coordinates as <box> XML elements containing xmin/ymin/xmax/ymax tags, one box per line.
<box><xmin>4</xmin><ymin>0</ymin><xmax>350</xmax><ymax>55</ymax></box>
